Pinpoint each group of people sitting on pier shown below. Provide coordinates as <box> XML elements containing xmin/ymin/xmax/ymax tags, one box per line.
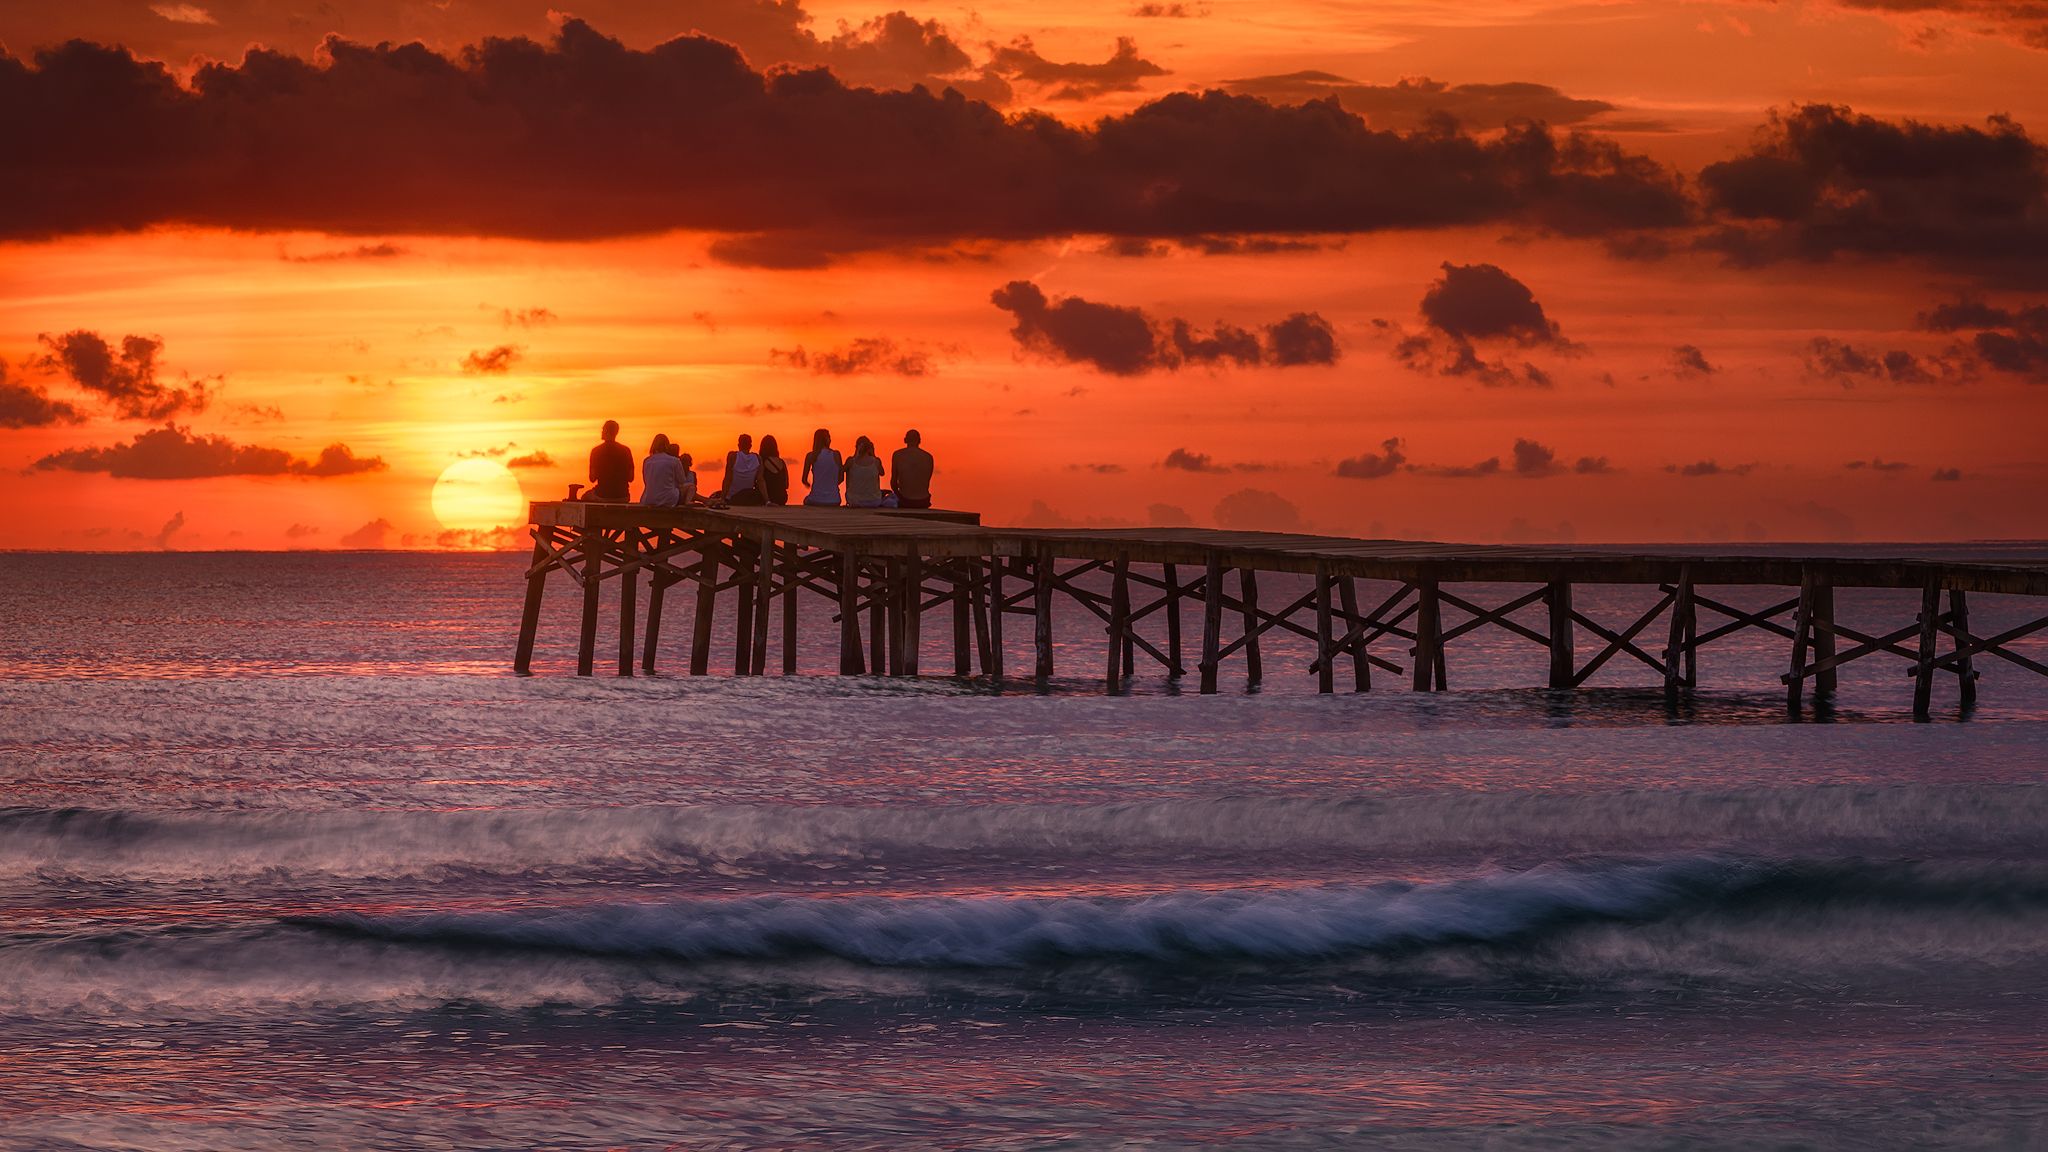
<box><xmin>579</xmin><ymin>420</ymin><xmax>935</xmax><ymax>510</ymax></box>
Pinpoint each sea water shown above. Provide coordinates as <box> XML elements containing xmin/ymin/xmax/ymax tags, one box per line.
<box><xmin>2</xmin><ymin>550</ymin><xmax>2045</xmax><ymax>1149</ymax></box>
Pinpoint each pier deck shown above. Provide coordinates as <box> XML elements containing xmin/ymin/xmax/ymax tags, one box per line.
<box><xmin>516</xmin><ymin>501</ymin><xmax>2048</xmax><ymax>718</ymax></box>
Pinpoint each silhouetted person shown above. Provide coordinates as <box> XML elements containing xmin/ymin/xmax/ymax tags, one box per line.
<box><xmin>725</xmin><ymin>433</ymin><xmax>765</xmax><ymax>505</ymax></box>
<box><xmin>587</xmin><ymin>420</ymin><xmax>633</xmax><ymax>502</ymax></box>
<box><xmin>892</xmin><ymin>429</ymin><xmax>934</xmax><ymax>509</ymax></box>
<box><xmin>803</xmin><ymin>428</ymin><xmax>842</xmax><ymax>506</ymax></box>
<box><xmin>846</xmin><ymin>435</ymin><xmax>886</xmax><ymax>508</ymax></box>
<box><xmin>641</xmin><ymin>433</ymin><xmax>681</xmax><ymax>507</ymax></box>
<box><xmin>677</xmin><ymin>452</ymin><xmax>701</xmax><ymax>505</ymax></box>
<box><xmin>758</xmin><ymin>434</ymin><xmax>790</xmax><ymax>505</ymax></box>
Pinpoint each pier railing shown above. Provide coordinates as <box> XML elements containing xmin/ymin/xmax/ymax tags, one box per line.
<box><xmin>515</xmin><ymin>502</ymin><xmax>2048</xmax><ymax>719</ymax></box>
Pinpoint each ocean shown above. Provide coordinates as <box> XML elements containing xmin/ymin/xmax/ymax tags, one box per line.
<box><xmin>3</xmin><ymin>550</ymin><xmax>2045</xmax><ymax>1150</ymax></box>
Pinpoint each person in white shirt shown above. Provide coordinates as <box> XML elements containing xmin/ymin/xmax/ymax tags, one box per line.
<box><xmin>725</xmin><ymin>433</ymin><xmax>764</xmax><ymax>505</ymax></box>
<box><xmin>640</xmin><ymin>434</ymin><xmax>681</xmax><ymax>507</ymax></box>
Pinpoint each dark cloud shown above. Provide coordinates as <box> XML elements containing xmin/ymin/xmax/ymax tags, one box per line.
<box><xmin>1830</xmin><ymin>1</ymin><xmax>2048</xmax><ymax>51</ymax></box>
<box><xmin>1918</xmin><ymin>296</ymin><xmax>2048</xmax><ymax>380</ymax></box>
<box><xmin>1698</xmin><ymin>105</ymin><xmax>2048</xmax><ymax>284</ymax></box>
<box><xmin>1334</xmin><ymin>437</ymin><xmax>1406</xmax><ymax>479</ymax></box>
<box><xmin>281</xmin><ymin>242</ymin><xmax>408</xmax><ymax>262</ymax></box>
<box><xmin>1666</xmin><ymin>460</ymin><xmax>1755</xmax><ymax>477</ymax></box>
<box><xmin>1390</xmin><ymin>263</ymin><xmax>1573</xmax><ymax>387</ymax></box>
<box><xmin>284</xmin><ymin>522</ymin><xmax>320</xmax><ymax>538</ymax></box>
<box><xmin>507</xmin><ymin>451</ymin><xmax>554</xmax><ymax>469</ymax></box>
<box><xmin>33</xmin><ymin>424</ymin><xmax>387</xmax><ymax>479</ymax></box>
<box><xmin>339</xmin><ymin>518</ymin><xmax>396</xmax><ymax>548</ymax></box>
<box><xmin>1845</xmin><ymin>458</ymin><xmax>1913</xmax><ymax>472</ymax></box>
<box><xmin>992</xmin><ymin>280</ymin><xmax>1339</xmax><ymax>374</ymax></box>
<box><xmin>1015</xmin><ymin>499</ymin><xmax>1134</xmax><ymax>528</ymax></box>
<box><xmin>1147</xmin><ymin>502</ymin><xmax>1193</xmax><ymax>526</ymax></box>
<box><xmin>1132</xmin><ymin>2</ymin><xmax>1205</xmax><ymax>15</ymax></box>
<box><xmin>0</xmin><ymin>25</ymin><xmax>1690</xmax><ymax>250</ymax></box>
<box><xmin>1221</xmin><ymin>73</ymin><xmax>1613</xmax><ymax>132</ymax></box>
<box><xmin>1069</xmin><ymin>462</ymin><xmax>1128</xmax><ymax>474</ymax></box>
<box><xmin>1426</xmin><ymin>457</ymin><xmax>1505</xmax><ymax>479</ymax></box>
<box><xmin>36</xmin><ymin>330</ymin><xmax>208</xmax><ymax>419</ymax></box>
<box><xmin>1932</xmin><ymin>466</ymin><xmax>1964</xmax><ymax>481</ymax></box>
<box><xmin>1512</xmin><ymin>438</ymin><xmax>1563</xmax><ymax>477</ymax></box>
<box><xmin>461</xmin><ymin>345</ymin><xmax>523</xmax><ymax>375</ymax></box>
<box><xmin>1672</xmin><ymin>344</ymin><xmax>1716</xmax><ymax>379</ymax></box>
<box><xmin>984</xmin><ymin>36</ymin><xmax>1166</xmax><ymax>101</ymax></box>
<box><xmin>1573</xmin><ymin>455</ymin><xmax>1615</xmax><ymax>474</ymax></box>
<box><xmin>1213</xmin><ymin>488</ymin><xmax>1302</xmax><ymax>531</ymax></box>
<box><xmin>771</xmin><ymin>337</ymin><xmax>934</xmax><ymax>376</ymax></box>
<box><xmin>499</xmin><ymin>307</ymin><xmax>555</xmax><ymax>328</ymax></box>
<box><xmin>1163</xmin><ymin>447</ymin><xmax>1226</xmax><ymax>473</ymax></box>
<box><xmin>1803</xmin><ymin>336</ymin><xmax>1963</xmax><ymax>386</ymax></box>
<box><xmin>150</xmin><ymin>510</ymin><xmax>185</xmax><ymax>550</ymax></box>
<box><xmin>0</xmin><ymin>361</ymin><xmax>83</xmax><ymax>428</ymax></box>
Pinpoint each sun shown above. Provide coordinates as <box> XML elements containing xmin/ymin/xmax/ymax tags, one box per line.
<box><xmin>431</xmin><ymin>459</ymin><xmax>528</xmax><ymax>532</ymax></box>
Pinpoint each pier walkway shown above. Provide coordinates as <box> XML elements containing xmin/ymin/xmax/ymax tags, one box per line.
<box><xmin>515</xmin><ymin>501</ymin><xmax>2048</xmax><ymax>719</ymax></box>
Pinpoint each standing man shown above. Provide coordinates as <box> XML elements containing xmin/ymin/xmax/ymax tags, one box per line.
<box><xmin>587</xmin><ymin>419</ymin><xmax>634</xmax><ymax>502</ymax></box>
<box><xmin>891</xmin><ymin>429</ymin><xmax>935</xmax><ymax>510</ymax></box>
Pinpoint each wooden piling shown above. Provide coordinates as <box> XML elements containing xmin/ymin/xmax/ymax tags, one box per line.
<box><xmin>1913</xmin><ymin>580</ymin><xmax>1941</xmax><ymax>719</ymax></box>
<box><xmin>576</xmin><ymin>528</ymin><xmax>603</xmax><ymax>677</ymax></box>
<box><xmin>1199</xmin><ymin>554</ymin><xmax>1223</xmax><ymax>694</ymax></box>
<box><xmin>751</xmin><ymin>530</ymin><xmax>772</xmax><ymax>676</ymax></box>
<box><xmin>1413</xmin><ymin>578</ymin><xmax>1442</xmax><ymax>692</ymax></box>
<box><xmin>988</xmin><ymin>559</ymin><xmax>1006</xmax><ymax>680</ymax></box>
<box><xmin>780</xmin><ymin>541</ymin><xmax>798</xmax><ymax>675</ymax></box>
<box><xmin>953</xmin><ymin>558</ymin><xmax>972</xmax><ymax>677</ymax></box>
<box><xmin>1239</xmin><ymin>568</ymin><xmax>1263</xmax><ymax>687</ymax></box>
<box><xmin>1314</xmin><ymin>564</ymin><xmax>1334</xmax><ymax>695</ymax></box>
<box><xmin>870</xmin><ymin>559</ymin><xmax>888</xmax><ymax>675</ymax></box>
<box><xmin>1787</xmin><ymin>570</ymin><xmax>1816</xmax><ymax>712</ymax></box>
<box><xmin>690</xmin><ymin>546</ymin><xmax>718</xmax><ymax>676</ymax></box>
<box><xmin>514</xmin><ymin>536</ymin><xmax>549</xmax><ymax>675</ymax></box>
<box><xmin>1811</xmin><ymin>580</ymin><xmax>1836</xmax><ymax>699</ymax></box>
<box><xmin>905</xmin><ymin>554</ymin><xmax>924</xmax><ymax>677</ymax></box>
<box><xmin>1664</xmin><ymin>566</ymin><xmax>1693</xmax><ymax>698</ymax></box>
<box><xmin>1034</xmin><ymin>547</ymin><xmax>1054</xmax><ymax>681</ymax></box>
<box><xmin>1950</xmin><ymin>588</ymin><xmax>1978</xmax><ymax>706</ymax></box>
<box><xmin>1106</xmin><ymin>554</ymin><xmax>1131</xmax><ymax>692</ymax></box>
<box><xmin>617</xmin><ymin>538</ymin><xmax>637</xmax><ymax>677</ymax></box>
<box><xmin>1338</xmin><ymin>577</ymin><xmax>1368</xmax><ymax>691</ymax></box>
<box><xmin>1163</xmin><ymin>563</ymin><xmax>1184</xmax><ymax>678</ymax></box>
<box><xmin>641</xmin><ymin>571</ymin><xmax>666</xmax><ymax>674</ymax></box>
<box><xmin>733</xmin><ymin>535</ymin><xmax>755</xmax><ymax>676</ymax></box>
<box><xmin>970</xmin><ymin>559</ymin><xmax>993</xmax><ymax>676</ymax></box>
<box><xmin>1547</xmin><ymin>580</ymin><xmax>1573</xmax><ymax>689</ymax></box>
<box><xmin>839</xmin><ymin>551</ymin><xmax>863</xmax><ymax>675</ymax></box>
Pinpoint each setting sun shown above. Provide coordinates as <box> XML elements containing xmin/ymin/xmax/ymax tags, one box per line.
<box><xmin>430</xmin><ymin>459</ymin><xmax>526</xmax><ymax>533</ymax></box>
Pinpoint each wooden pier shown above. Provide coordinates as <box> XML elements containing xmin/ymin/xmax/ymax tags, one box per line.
<box><xmin>515</xmin><ymin>502</ymin><xmax>2048</xmax><ymax>719</ymax></box>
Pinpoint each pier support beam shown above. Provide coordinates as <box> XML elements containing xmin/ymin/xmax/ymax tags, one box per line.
<box><xmin>1199</xmin><ymin>554</ymin><xmax>1223</xmax><ymax>694</ymax></box>
<box><xmin>1787</xmin><ymin>570</ymin><xmax>1817</xmax><ymax>713</ymax></box>
<box><xmin>987</xmin><ymin>559</ymin><xmax>1006</xmax><ymax>681</ymax></box>
<box><xmin>1950</xmin><ymin>589</ymin><xmax>1978</xmax><ymax>707</ymax></box>
<box><xmin>751</xmin><ymin>530</ymin><xmax>773</xmax><ymax>676</ymax></box>
<box><xmin>690</xmin><ymin>546</ymin><xmax>718</xmax><ymax>676</ymax></box>
<box><xmin>1314</xmin><ymin>564</ymin><xmax>1334</xmax><ymax>695</ymax></box>
<box><xmin>1164</xmin><ymin>563</ymin><xmax>1184</xmax><ymax>678</ymax></box>
<box><xmin>1664</xmin><ymin>567</ymin><xmax>1694</xmax><ymax>699</ymax></box>
<box><xmin>869</xmin><ymin>559</ymin><xmax>888</xmax><ymax>675</ymax></box>
<box><xmin>576</xmin><ymin>528</ymin><xmax>603</xmax><ymax>678</ymax></box>
<box><xmin>954</xmin><ymin>558</ymin><xmax>973</xmax><ymax>677</ymax></box>
<box><xmin>905</xmin><ymin>554</ymin><xmax>924</xmax><ymax>677</ymax></box>
<box><xmin>641</xmin><ymin>571</ymin><xmax>666</xmax><ymax>675</ymax></box>
<box><xmin>1239</xmin><ymin>568</ymin><xmax>1263</xmax><ymax>687</ymax></box>
<box><xmin>1338</xmin><ymin>577</ymin><xmax>1369</xmax><ymax>691</ymax></box>
<box><xmin>780</xmin><ymin>542</ymin><xmax>798</xmax><ymax>675</ymax></box>
<box><xmin>617</xmin><ymin>538</ymin><xmax>637</xmax><ymax>677</ymax></box>
<box><xmin>839</xmin><ymin>552</ymin><xmax>863</xmax><ymax>675</ymax></box>
<box><xmin>1106</xmin><ymin>554</ymin><xmax>1131</xmax><ymax>692</ymax></box>
<box><xmin>514</xmin><ymin>536</ymin><xmax>549</xmax><ymax>675</ymax></box>
<box><xmin>1413</xmin><ymin>578</ymin><xmax>1443</xmax><ymax>692</ymax></box>
<box><xmin>1811</xmin><ymin>579</ymin><xmax>1837</xmax><ymax>700</ymax></box>
<box><xmin>1034</xmin><ymin>547</ymin><xmax>1054</xmax><ymax>681</ymax></box>
<box><xmin>1913</xmin><ymin>579</ymin><xmax>1942</xmax><ymax>719</ymax></box>
<box><xmin>1546</xmin><ymin>581</ymin><xmax>1573</xmax><ymax>689</ymax></box>
<box><xmin>733</xmin><ymin>535</ymin><xmax>755</xmax><ymax>676</ymax></box>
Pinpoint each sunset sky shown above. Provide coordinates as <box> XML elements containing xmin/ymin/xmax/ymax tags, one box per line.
<box><xmin>3</xmin><ymin>0</ymin><xmax>2046</xmax><ymax>550</ymax></box>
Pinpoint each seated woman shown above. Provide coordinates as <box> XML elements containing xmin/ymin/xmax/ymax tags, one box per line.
<box><xmin>677</xmin><ymin>452</ymin><xmax>701</xmax><ymax>505</ymax></box>
<box><xmin>844</xmin><ymin>435</ymin><xmax>886</xmax><ymax>508</ymax></box>
<box><xmin>758</xmin><ymin>434</ymin><xmax>790</xmax><ymax>506</ymax></box>
<box><xmin>725</xmin><ymin>433</ymin><xmax>764</xmax><ymax>505</ymax></box>
<box><xmin>802</xmin><ymin>429</ymin><xmax>842</xmax><ymax>506</ymax></box>
<box><xmin>640</xmin><ymin>434</ymin><xmax>681</xmax><ymax>507</ymax></box>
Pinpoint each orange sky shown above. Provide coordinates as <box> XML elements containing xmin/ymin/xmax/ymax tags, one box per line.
<box><xmin>2</xmin><ymin>0</ymin><xmax>2045</xmax><ymax>548</ymax></box>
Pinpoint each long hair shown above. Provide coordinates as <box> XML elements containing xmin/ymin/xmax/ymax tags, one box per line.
<box><xmin>649</xmin><ymin>433</ymin><xmax>670</xmax><ymax>457</ymax></box>
<box><xmin>812</xmin><ymin>428</ymin><xmax>831</xmax><ymax>451</ymax></box>
<box><xmin>855</xmin><ymin>435</ymin><xmax>875</xmax><ymax>457</ymax></box>
<box><xmin>760</xmin><ymin>434</ymin><xmax>780</xmax><ymax>459</ymax></box>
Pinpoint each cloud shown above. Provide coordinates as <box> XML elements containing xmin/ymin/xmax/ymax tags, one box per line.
<box><xmin>1698</xmin><ymin>105</ymin><xmax>2048</xmax><ymax>285</ymax></box>
<box><xmin>36</xmin><ymin>330</ymin><xmax>209</xmax><ymax>419</ymax></box>
<box><xmin>1829</xmin><ymin>1</ymin><xmax>2048</xmax><ymax>51</ymax></box>
<box><xmin>984</xmin><ymin>36</ymin><xmax>1167</xmax><ymax>100</ymax></box>
<box><xmin>461</xmin><ymin>345</ymin><xmax>524</xmax><ymax>375</ymax></box>
<box><xmin>339</xmin><ymin>518</ymin><xmax>396</xmax><ymax>548</ymax></box>
<box><xmin>1918</xmin><ymin>296</ymin><xmax>2048</xmax><ymax>381</ymax></box>
<box><xmin>1334</xmin><ymin>437</ymin><xmax>1407</xmax><ymax>479</ymax></box>
<box><xmin>1147</xmin><ymin>502</ymin><xmax>1193</xmax><ymax>526</ymax></box>
<box><xmin>1932</xmin><ymin>466</ymin><xmax>1964</xmax><ymax>481</ymax></box>
<box><xmin>1390</xmin><ymin>263</ymin><xmax>1575</xmax><ymax>387</ymax></box>
<box><xmin>1573</xmin><ymin>455</ymin><xmax>1616</xmax><ymax>474</ymax></box>
<box><xmin>0</xmin><ymin>361</ymin><xmax>83</xmax><ymax>428</ymax></box>
<box><xmin>1672</xmin><ymin>344</ymin><xmax>1716</xmax><ymax>379</ymax></box>
<box><xmin>1844</xmin><ymin>458</ymin><xmax>1913</xmax><ymax>472</ymax></box>
<box><xmin>1512</xmin><ymin>438</ymin><xmax>1565</xmax><ymax>477</ymax></box>
<box><xmin>1803</xmin><ymin>336</ymin><xmax>1963</xmax><ymax>386</ymax></box>
<box><xmin>736</xmin><ymin>402</ymin><xmax>785</xmax><ymax>417</ymax></box>
<box><xmin>33</xmin><ymin>425</ymin><xmax>387</xmax><ymax>479</ymax></box>
<box><xmin>1666</xmin><ymin>459</ymin><xmax>1755</xmax><ymax>477</ymax></box>
<box><xmin>992</xmin><ymin>280</ymin><xmax>1340</xmax><ymax>374</ymax></box>
<box><xmin>282</xmin><ymin>242</ymin><xmax>408</xmax><ymax>262</ymax></box>
<box><xmin>148</xmin><ymin>4</ymin><xmax>214</xmax><ymax>24</ymax></box>
<box><xmin>0</xmin><ymin>25</ymin><xmax>1690</xmax><ymax>250</ymax></box>
<box><xmin>499</xmin><ymin>307</ymin><xmax>556</xmax><ymax>328</ymax></box>
<box><xmin>150</xmin><ymin>510</ymin><xmax>185</xmax><ymax>550</ymax></box>
<box><xmin>1213</xmin><ymin>488</ymin><xmax>1302</xmax><ymax>531</ymax></box>
<box><xmin>1014</xmin><ymin>499</ymin><xmax>1134</xmax><ymax>528</ymax></box>
<box><xmin>1425</xmin><ymin>456</ymin><xmax>1505</xmax><ymax>478</ymax></box>
<box><xmin>1163</xmin><ymin>447</ymin><xmax>1226</xmax><ymax>473</ymax></box>
<box><xmin>1133</xmin><ymin>2</ymin><xmax>1205</xmax><ymax>16</ymax></box>
<box><xmin>1069</xmin><ymin>462</ymin><xmax>1128</xmax><ymax>474</ymax></box>
<box><xmin>1221</xmin><ymin>73</ymin><xmax>1614</xmax><ymax>132</ymax></box>
<box><xmin>507</xmin><ymin>451</ymin><xmax>554</xmax><ymax>469</ymax></box>
<box><xmin>772</xmin><ymin>337</ymin><xmax>935</xmax><ymax>376</ymax></box>
<box><xmin>436</xmin><ymin>525</ymin><xmax>525</xmax><ymax>551</ymax></box>
<box><xmin>284</xmin><ymin>522</ymin><xmax>320</xmax><ymax>539</ymax></box>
